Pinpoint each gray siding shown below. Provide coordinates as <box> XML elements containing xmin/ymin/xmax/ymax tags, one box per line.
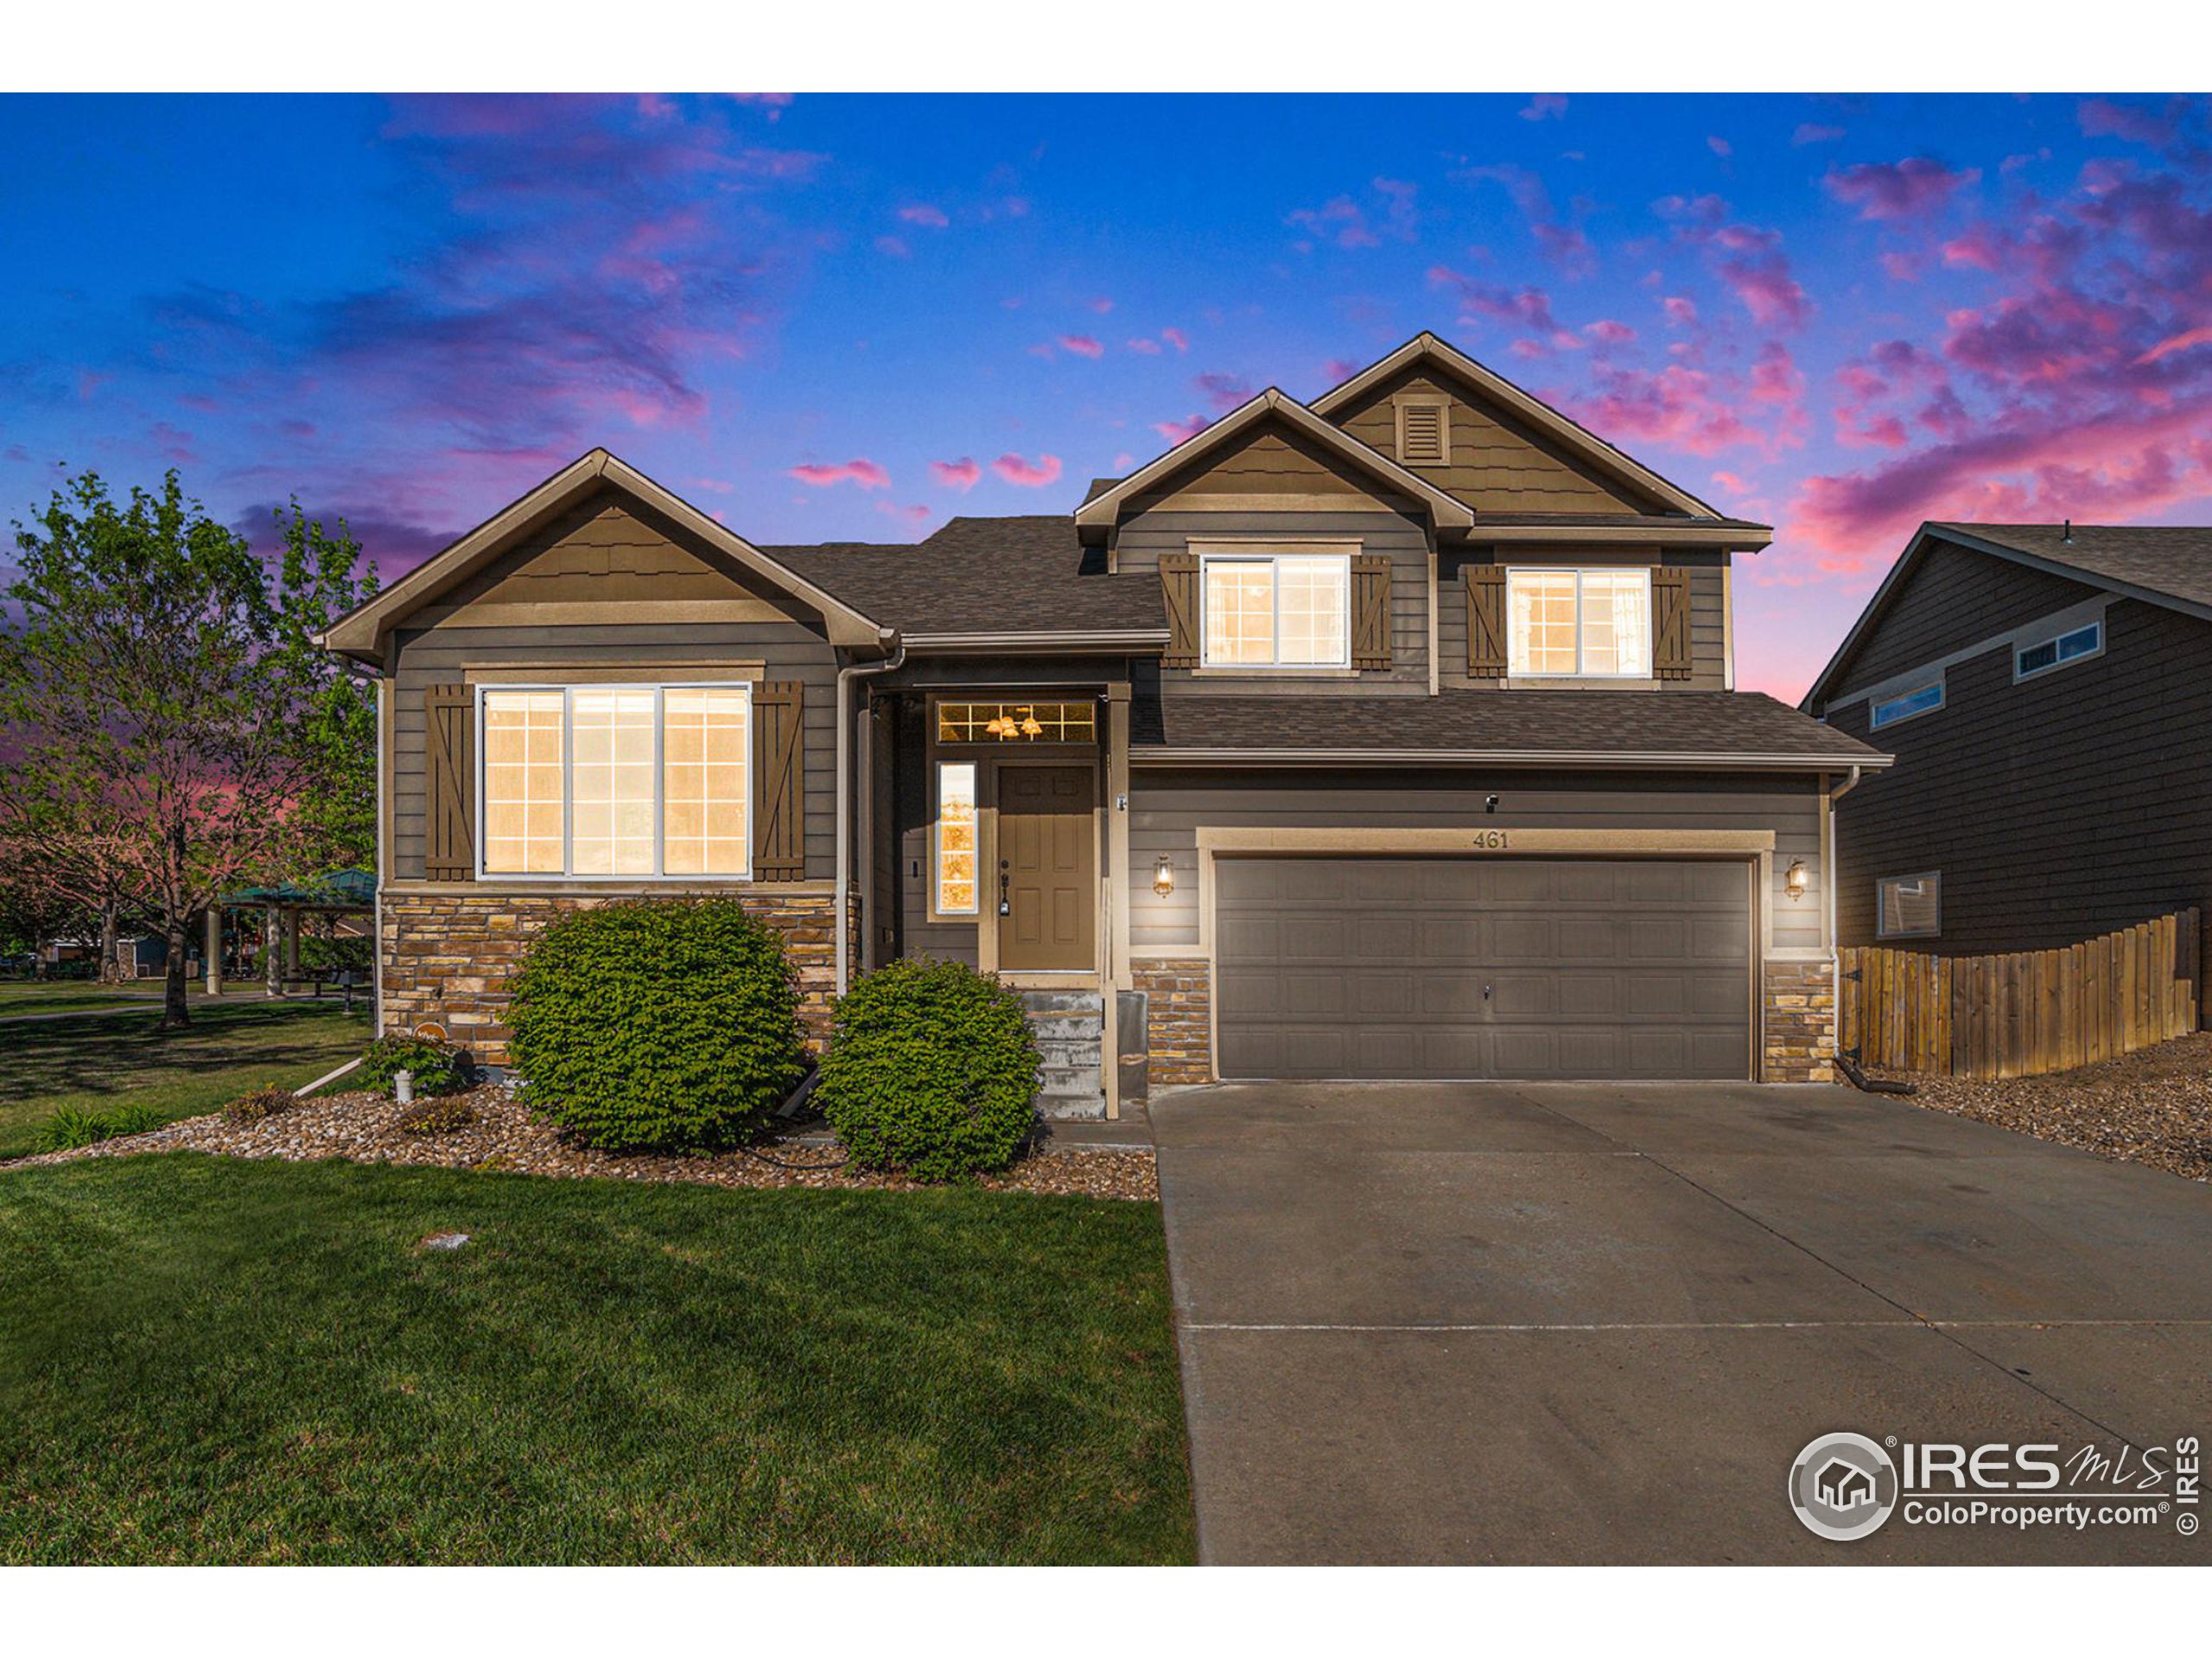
<box><xmin>1822</xmin><ymin>539</ymin><xmax>2100</xmax><ymax>699</ymax></box>
<box><xmin>1114</xmin><ymin>508</ymin><xmax>1433</xmax><ymax>695</ymax></box>
<box><xmin>390</xmin><ymin>621</ymin><xmax>840</xmax><ymax>881</ymax></box>
<box><xmin>1828</xmin><ymin>595</ymin><xmax>2212</xmax><ymax>956</ymax></box>
<box><xmin>1127</xmin><ymin>768</ymin><xmax>1825</xmax><ymax>953</ymax></box>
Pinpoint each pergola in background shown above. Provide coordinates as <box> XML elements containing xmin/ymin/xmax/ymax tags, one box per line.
<box><xmin>206</xmin><ymin>869</ymin><xmax>374</xmax><ymax>996</ymax></box>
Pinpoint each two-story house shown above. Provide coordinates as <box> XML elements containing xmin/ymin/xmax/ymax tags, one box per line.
<box><xmin>1803</xmin><ymin>520</ymin><xmax>2212</xmax><ymax>997</ymax></box>
<box><xmin>322</xmin><ymin>331</ymin><xmax>1887</xmax><ymax>1113</ymax></box>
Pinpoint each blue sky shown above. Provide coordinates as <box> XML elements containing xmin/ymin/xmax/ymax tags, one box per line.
<box><xmin>3</xmin><ymin>92</ymin><xmax>2209</xmax><ymax>695</ymax></box>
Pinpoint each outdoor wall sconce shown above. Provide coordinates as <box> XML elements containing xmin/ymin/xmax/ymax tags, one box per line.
<box><xmin>1153</xmin><ymin>856</ymin><xmax>1176</xmax><ymax>898</ymax></box>
<box><xmin>1785</xmin><ymin>859</ymin><xmax>1809</xmax><ymax>900</ymax></box>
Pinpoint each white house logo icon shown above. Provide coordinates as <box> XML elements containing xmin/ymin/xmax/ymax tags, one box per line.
<box><xmin>1815</xmin><ymin>1457</ymin><xmax>1877</xmax><ymax>1511</ymax></box>
<box><xmin>1790</xmin><ymin>1433</ymin><xmax>1900</xmax><ymax>1541</ymax></box>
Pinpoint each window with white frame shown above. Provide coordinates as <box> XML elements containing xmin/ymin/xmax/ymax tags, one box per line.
<box><xmin>2015</xmin><ymin>619</ymin><xmax>2102</xmax><ymax>681</ymax></box>
<box><xmin>479</xmin><ymin>684</ymin><xmax>751</xmax><ymax>879</ymax></box>
<box><xmin>1506</xmin><ymin>569</ymin><xmax>1652</xmax><ymax>677</ymax></box>
<box><xmin>1869</xmin><ymin>678</ymin><xmax>1945</xmax><ymax>730</ymax></box>
<box><xmin>934</xmin><ymin>761</ymin><xmax>979</xmax><ymax>915</ymax></box>
<box><xmin>1201</xmin><ymin>552</ymin><xmax>1351</xmax><ymax>668</ymax></box>
<box><xmin>1877</xmin><ymin>872</ymin><xmax>1941</xmax><ymax>939</ymax></box>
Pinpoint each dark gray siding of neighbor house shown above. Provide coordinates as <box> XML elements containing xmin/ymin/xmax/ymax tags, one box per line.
<box><xmin>1823</xmin><ymin>538</ymin><xmax>2101</xmax><ymax>696</ymax></box>
<box><xmin>1114</xmin><ymin>507</ymin><xmax>1433</xmax><ymax>695</ymax></box>
<box><xmin>389</xmin><ymin>621</ymin><xmax>840</xmax><ymax>882</ymax></box>
<box><xmin>1825</xmin><ymin>594</ymin><xmax>2212</xmax><ymax>956</ymax></box>
<box><xmin>1125</xmin><ymin>768</ymin><xmax>1826</xmax><ymax>954</ymax></box>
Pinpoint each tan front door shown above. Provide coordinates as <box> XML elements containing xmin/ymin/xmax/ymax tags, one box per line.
<box><xmin>996</xmin><ymin>765</ymin><xmax>1096</xmax><ymax>971</ymax></box>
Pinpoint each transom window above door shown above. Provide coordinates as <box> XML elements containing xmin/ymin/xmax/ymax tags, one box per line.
<box><xmin>1201</xmin><ymin>551</ymin><xmax>1351</xmax><ymax>668</ymax></box>
<box><xmin>479</xmin><ymin>684</ymin><xmax>751</xmax><ymax>879</ymax></box>
<box><xmin>1506</xmin><ymin>569</ymin><xmax>1653</xmax><ymax>678</ymax></box>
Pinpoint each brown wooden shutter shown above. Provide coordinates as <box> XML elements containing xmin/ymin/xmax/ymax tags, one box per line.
<box><xmin>752</xmin><ymin>680</ymin><xmax>805</xmax><ymax>881</ymax></box>
<box><xmin>1652</xmin><ymin>566</ymin><xmax>1694</xmax><ymax>680</ymax></box>
<box><xmin>1160</xmin><ymin>552</ymin><xmax>1200</xmax><ymax>668</ymax></box>
<box><xmin>423</xmin><ymin>683</ymin><xmax>474</xmax><ymax>882</ymax></box>
<box><xmin>1351</xmin><ymin>553</ymin><xmax>1393</xmax><ymax>671</ymax></box>
<box><xmin>1465</xmin><ymin>566</ymin><xmax>1507</xmax><ymax>678</ymax></box>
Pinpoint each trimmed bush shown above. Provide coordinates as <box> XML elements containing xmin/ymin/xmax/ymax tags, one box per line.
<box><xmin>359</xmin><ymin>1035</ymin><xmax>471</xmax><ymax>1098</ymax></box>
<box><xmin>394</xmin><ymin>1096</ymin><xmax>475</xmax><ymax>1137</ymax></box>
<box><xmin>223</xmin><ymin>1085</ymin><xmax>298</xmax><ymax>1124</ymax></box>
<box><xmin>816</xmin><ymin>959</ymin><xmax>1041</xmax><ymax>1181</ymax></box>
<box><xmin>506</xmin><ymin>899</ymin><xmax>807</xmax><ymax>1152</ymax></box>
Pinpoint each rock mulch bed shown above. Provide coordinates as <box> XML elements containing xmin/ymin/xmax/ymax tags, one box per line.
<box><xmin>3</xmin><ymin>1084</ymin><xmax>1158</xmax><ymax>1200</ymax></box>
<box><xmin>1877</xmin><ymin>1030</ymin><xmax>2212</xmax><ymax>1182</ymax></box>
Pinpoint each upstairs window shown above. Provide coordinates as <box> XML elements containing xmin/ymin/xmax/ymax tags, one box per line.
<box><xmin>1506</xmin><ymin>569</ymin><xmax>1652</xmax><ymax>678</ymax></box>
<box><xmin>2015</xmin><ymin>619</ymin><xmax>2102</xmax><ymax>681</ymax></box>
<box><xmin>480</xmin><ymin>684</ymin><xmax>751</xmax><ymax>879</ymax></box>
<box><xmin>1878</xmin><ymin>872</ymin><xmax>1942</xmax><ymax>939</ymax></box>
<box><xmin>1202</xmin><ymin>552</ymin><xmax>1351</xmax><ymax>668</ymax></box>
<box><xmin>1869</xmin><ymin>679</ymin><xmax>1944</xmax><ymax>730</ymax></box>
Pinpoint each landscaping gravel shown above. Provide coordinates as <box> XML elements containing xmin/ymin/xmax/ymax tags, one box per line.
<box><xmin>2</xmin><ymin>1084</ymin><xmax>1159</xmax><ymax>1200</ymax></box>
<box><xmin>1877</xmin><ymin>1031</ymin><xmax>2212</xmax><ymax>1182</ymax></box>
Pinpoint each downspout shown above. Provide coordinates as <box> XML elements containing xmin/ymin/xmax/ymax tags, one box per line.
<box><xmin>835</xmin><ymin>633</ymin><xmax>906</xmax><ymax>996</ymax></box>
<box><xmin>1827</xmin><ymin>765</ymin><xmax>1864</xmax><ymax>1071</ymax></box>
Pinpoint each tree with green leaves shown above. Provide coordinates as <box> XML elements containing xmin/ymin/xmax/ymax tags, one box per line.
<box><xmin>0</xmin><ymin>471</ymin><xmax>378</xmax><ymax>1027</ymax></box>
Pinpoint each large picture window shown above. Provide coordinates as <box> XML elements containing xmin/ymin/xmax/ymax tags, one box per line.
<box><xmin>480</xmin><ymin>684</ymin><xmax>751</xmax><ymax>879</ymax></box>
<box><xmin>1201</xmin><ymin>552</ymin><xmax>1351</xmax><ymax>668</ymax></box>
<box><xmin>934</xmin><ymin>762</ymin><xmax>979</xmax><ymax>915</ymax></box>
<box><xmin>1506</xmin><ymin>569</ymin><xmax>1652</xmax><ymax>678</ymax></box>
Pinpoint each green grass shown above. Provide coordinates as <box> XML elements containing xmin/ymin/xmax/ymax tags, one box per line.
<box><xmin>0</xmin><ymin>1000</ymin><xmax>371</xmax><ymax>1159</ymax></box>
<box><xmin>0</xmin><ymin>982</ymin><xmax>261</xmax><ymax>1016</ymax></box>
<box><xmin>0</xmin><ymin>1155</ymin><xmax>1195</xmax><ymax>1564</ymax></box>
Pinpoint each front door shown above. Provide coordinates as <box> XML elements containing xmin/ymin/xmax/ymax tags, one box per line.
<box><xmin>996</xmin><ymin>765</ymin><xmax>1096</xmax><ymax>972</ymax></box>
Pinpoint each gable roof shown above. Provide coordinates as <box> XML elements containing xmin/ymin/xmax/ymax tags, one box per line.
<box><xmin>1071</xmin><ymin>388</ymin><xmax>1478</xmax><ymax>537</ymax></box>
<box><xmin>319</xmin><ymin>449</ymin><xmax>890</xmax><ymax>663</ymax></box>
<box><xmin>769</xmin><ymin>516</ymin><xmax>1166</xmax><ymax>647</ymax></box>
<box><xmin>1802</xmin><ymin>520</ymin><xmax>2212</xmax><ymax>708</ymax></box>
<box><xmin>1310</xmin><ymin>331</ymin><xmax>1722</xmax><ymax>520</ymax></box>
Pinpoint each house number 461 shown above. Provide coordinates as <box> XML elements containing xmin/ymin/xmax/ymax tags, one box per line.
<box><xmin>1470</xmin><ymin>830</ymin><xmax>1510</xmax><ymax>850</ymax></box>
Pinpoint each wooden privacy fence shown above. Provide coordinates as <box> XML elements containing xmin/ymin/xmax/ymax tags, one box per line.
<box><xmin>1840</xmin><ymin>909</ymin><xmax>2200</xmax><ymax>1080</ymax></box>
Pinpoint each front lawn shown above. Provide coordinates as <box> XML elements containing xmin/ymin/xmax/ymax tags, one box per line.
<box><xmin>0</xmin><ymin>1154</ymin><xmax>1194</xmax><ymax>1564</ymax></box>
<box><xmin>0</xmin><ymin>1000</ymin><xmax>372</xmax><ymax>1158</ymax></box>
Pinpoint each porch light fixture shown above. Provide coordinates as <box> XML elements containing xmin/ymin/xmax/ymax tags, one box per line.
<box><xmin>1785</xmin><ymin>859</ymin><xmax>1809</xmax><ymax>900</ymax></box>
<box><xmin>1019</xmin><ymin>710</ymin><xmax>1044</xmax><ymax>738</ymax></box>
<box><xmin>1153</xmin><ymin>856</ymin><xmax>1176</xmax><ymax>898</ymax></box>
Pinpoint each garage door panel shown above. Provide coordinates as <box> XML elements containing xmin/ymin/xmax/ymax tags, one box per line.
<box><xmin>1216</xmin><ymin>856</ymin><xmax>1751</xmax><ymax>1082</ymax></box>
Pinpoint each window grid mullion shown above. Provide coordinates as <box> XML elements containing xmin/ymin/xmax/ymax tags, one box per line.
<box><xmin>561</xmin><ymin>686</ymin><xmax>575</xmax><ymax>878</ymax></box>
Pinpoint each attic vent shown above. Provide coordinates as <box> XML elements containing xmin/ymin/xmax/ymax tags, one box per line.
<box><xmin>1395</xmin><ymin>398</ymin><xmax>1449</xmax><ymax>466</ymax></box>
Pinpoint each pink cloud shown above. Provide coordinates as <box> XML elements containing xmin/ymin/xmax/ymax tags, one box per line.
<box><xmin>929</xmin><ymin>457</ymin><xmax>981</xmax><ymax>491</ymax></box>
<box><xmin>1162</xmin><ymin>327</ymin><xmax>1190</xmax><ymax>353</ymax></box>
<box><xmin>1323</xmin><ymin>356</ymin><xmax>1363</xmax><ymax>383</ymax></box>
<box><xmin>1824</xmin><ymin>157</ymin><xmax>1981</xmax><ymax>220</ymax></box>
<box><xmin>1792</xmin><ymin>123</ymin><xmax>1846</xmax><ymax>146</ymax></box>
<box><xmin>789</xmin><ymin>459</ymin><xmax>890</xmax><ymax>489</ymax></box>
<box><xmin>1707</xmin><ymin>136</ymin><xmax>1733</xmax><ymax>158</ymax></box>
<box><xmin>1154</xmin><ymin>413</ymin><xmax>1209</xmax><ymax>445</ymax></box>
<box><xmin>1584</xmin><ymin>319</ymin><xmax>1637</xmax><ymax>345</ymax></box>
<box><xmin>2078</xmin><ymin>97</ymin><xmax>2189</xmax><ymax>150</ymax></box>
<box><xmin>1127</xmin><ymin>337</ymin><xmax>1161</xmax><ymax>354</ymax></box>
<box><xmin>1748</xmin><ymin>340</ymin><xmax>1803</xmax><ymax>407</ymax></box>
<box><xmin>875</xmin><ymin>501</ymin><xmax>931</xmax><ymax>526</ymax></box>
<box><xmin>1287</xmin><ymin>177</ymin><xmax>1419</xmax><ymax>251</ymax></box>
<box><xmin>1427</xmin><ymin>264</ymin><xmax>1561</xmax><ymax>337</ymax></box>
<box><xmin>1455</xmin><ymin>163</ymin><xmax>1593</xmax><ymax>276</ymax></box>
<box><xmin>1710</xmin><ymin>470</ymin><xmax>1757</xmax><ymax>496</ymax></box>
<box><xmin>898</xmin><ymin>203</ymin><xmax>950</xmax><ymax>228</ymax></box>
<box><xmin>1194</xmin><ymin>372</ymin><xmax>1252</xmax><ymax>411</ymax></box>
<box><xmin>1521</xmin><ymin>94</ymin><xmax>1567</xmax><ymax>121</ymax></box>
<box><xmin>1662</xmin><ymin>296</ymin><xmax>1699</xmax><ymax>327</ymax></box>
<box><xmin>1656</xmin><ymin>195</ymin><xmax>1813</xmax><ymax>331</ymax></box>
<box><xmin>1058</xmin><ymin>334</ymin><xmax>1105</xmax><ymax>359</ymax></box>
<box><xmin>2139</xmin><ymin>327</ymin><xmax>2212</xmax><ymax>365</ymax></box>
<box><xmin>689</xmin><ymin>477</ymin><xmax>734</xmax><ymax>493</ymax></box>
<box><xmin>1940</xmin><ymin>224</ymin><xmax>2006</xmax><ymax>270</ymax></box>
<box><xmin>1568</xmin><ymin>364</ymin><xmax>1758</xmax><ymax>455</ymax></box>
<box><xmin>1880</xmin><ymin>252</ymin><xmax>1920</xmax><ymax>282</ymax></box>
<box><xmin>991</xmin><ymin>452</ymin><xmax>1063</xmax><ymax>487</ymax></box>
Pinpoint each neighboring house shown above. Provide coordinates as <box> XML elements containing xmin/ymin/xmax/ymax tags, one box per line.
<box><xmin>1802</xmin><ymin>522</ymin><xmax>2212</xmax><ymax>980</ymax></box>
<box><xmin>321</xmin><ymin>331</ymin><xmax>1885</xmax><ymax>1114</ymax></box>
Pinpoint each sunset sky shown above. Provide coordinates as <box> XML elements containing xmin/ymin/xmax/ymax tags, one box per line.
<box><xmin>3</xmin><ymin>91</ymin><xmax>2208</xmax><ymax>698</ymax></box>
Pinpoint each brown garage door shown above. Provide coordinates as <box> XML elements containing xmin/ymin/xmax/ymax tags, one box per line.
<box><xmin>1215</xmin><ymin>856</ymin><xmax>1753</xmax><ymax>1081</ymax></box>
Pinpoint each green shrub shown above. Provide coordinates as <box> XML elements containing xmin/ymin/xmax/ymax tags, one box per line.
<box><xmin>394</xmin><ymin>1095</ymin><xmax>475</xmax><ymax>1137</ymax></box>
<box><xmin>223</xmin><ymin>1085</ymin><xmax>297</xmax><ymax>1123</ymax></box>
<box><xmin>816</xmin><ymin>959</ymin><xmax>1041</xmax><ymax>1181</ymax></box>
<box><xmin>105</xmin><ymin>1102</ymin><xmax>169</xmax><ymax>1137</ymax></box>
<box><xmin>300</xmin><ymin>936</ymin><xmax>373</xmax><ymax>974</ymax></box>
<box><xmin>506</xmin><ymin>899</ymin><xmax>807</xmax><ymax>1152</ymax></box>
<box><xmin>359</xmin><ymin>1035</ymin><xmax>471</xmax><ymax>1097</ymax></box>
<box><xmin>32</xmin><ymin>1104</ymin><xmax>118</xmax><ymax>1154</ymax></box>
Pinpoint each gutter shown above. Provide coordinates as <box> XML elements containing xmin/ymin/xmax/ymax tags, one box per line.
<box><xmin>835</xmin><ymin>633</ymin><xmax>907</xmax><ymax>996</ymax></box>
<box><xmin>1130</xmin><ymin>747</ymin><xmax>1895</xmax><ymax>772</ymax></box>
<box><xmin>900</xmin><ymin>629</ymin><xmax>1169</xmax><ymax>653</ymax></box>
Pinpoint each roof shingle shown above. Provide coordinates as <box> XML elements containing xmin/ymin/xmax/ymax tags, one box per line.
<box><xmin>1932</xmin><ymin>522</ymin><xmax>2212</xmax><ymax>611</ymax></box>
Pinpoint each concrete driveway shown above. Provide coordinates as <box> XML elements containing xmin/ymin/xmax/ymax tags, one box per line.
<box><xmin>1152</xmin><ymin>1081</ymin><xmax>2212</xmax><ymax>1564</ymax></box>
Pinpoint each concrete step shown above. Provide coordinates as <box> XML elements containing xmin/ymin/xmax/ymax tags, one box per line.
<box><xmin>1035</xmin><ymin>1091</ymin><xmax>1108</xmax><ymax>1122</ymax></box>
<box><xmin>1020</xmin><ymin>990</ymin><xmax>1105</xmax><ymax>1016</ymax></box>
<box><xmin>1027</xmin><ymin>1015</ymin><xmax>1103</xmax><ymax>1044</ymax></box>
<box><xmin>1037</xmin><ymin>1064</ymin><xmax>1105</xmax><ymax>1097</ymax></box>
